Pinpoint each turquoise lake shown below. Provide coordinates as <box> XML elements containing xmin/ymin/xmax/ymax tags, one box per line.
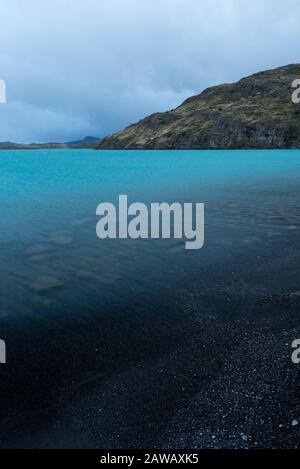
<box><xmin>0</xmin><ymin>149</ymin><xmax>299</xmax><ymax>447</ymax></box>
<box><xmin>0</xmin><ymin>149</ymin><xmax>299</xmax><ymax>316</ymax></box>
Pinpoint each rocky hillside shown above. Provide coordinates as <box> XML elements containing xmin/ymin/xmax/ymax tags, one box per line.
<box><xmin>98</xmin><ymin>64</ymin><xmax>300</xmax><ymax>149</ymax></box>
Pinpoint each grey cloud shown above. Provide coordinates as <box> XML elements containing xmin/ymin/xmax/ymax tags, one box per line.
<box><xmin>0</xmin><ymin>0</ymin><xmax>299</xmax><ymax>142</ymax></box>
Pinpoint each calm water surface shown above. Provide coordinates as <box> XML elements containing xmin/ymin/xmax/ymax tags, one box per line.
<box><xmin>0</xmin><ymin>149</ymin><xmax>299</xmax><ymax>447</ymax></box>
<box><xmin>0</xmin><ymin>149</ymin><xmax>299</xmax><ymax>319</ymax></box>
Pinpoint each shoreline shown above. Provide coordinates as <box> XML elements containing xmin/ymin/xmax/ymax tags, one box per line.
<box><xmin>0</xmin><ymin>238</ymin><xmax>299</xmax><ymax>448</ymax></box>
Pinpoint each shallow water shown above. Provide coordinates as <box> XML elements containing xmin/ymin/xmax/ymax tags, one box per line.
<box><xmin>1</xmin><ymin>149</ymin><xmax>299</xmax><ymax>320</ymax></box>
<box><xmin>0</xmin><ymin>149</ymin><xmax>299</xmax><ymax>447</ymax></box>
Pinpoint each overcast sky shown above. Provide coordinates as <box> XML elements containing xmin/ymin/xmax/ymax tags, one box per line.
<box><xmin>0</xmin><ymin>0</ymin><xmax>299</xmax><ymax>142</ymax></box>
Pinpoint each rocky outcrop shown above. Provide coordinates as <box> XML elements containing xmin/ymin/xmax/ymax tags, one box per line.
<box><xmin>98</xmin><ymin>64</ymin><xmax>300</xmax><ymax>149</ymax></box>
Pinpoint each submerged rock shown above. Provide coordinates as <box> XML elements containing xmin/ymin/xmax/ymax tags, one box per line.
<box><xmin>30</xmin><ymin>275</ymin><xmax>63</xmax><ymax>293</ymax></box>
<box><xmin>48</xmin><ymin>235</ymin><xmax>73</xmax><ymax>246</ymax></box>
<box><xmin>25</xmin><ymin>244</ymin><xmax>50</xmax><ymax>255</ymax></box>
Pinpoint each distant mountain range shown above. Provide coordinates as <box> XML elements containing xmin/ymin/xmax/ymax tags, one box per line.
<box><xmin>98</xmin><ymin>64</ymin><xmax>300</xmax><ymax>149</ymax></box>
<box><xmin>0</xmin><ymin>136</ymin><xmax>101</xmax><ymax>150</ymax></box>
